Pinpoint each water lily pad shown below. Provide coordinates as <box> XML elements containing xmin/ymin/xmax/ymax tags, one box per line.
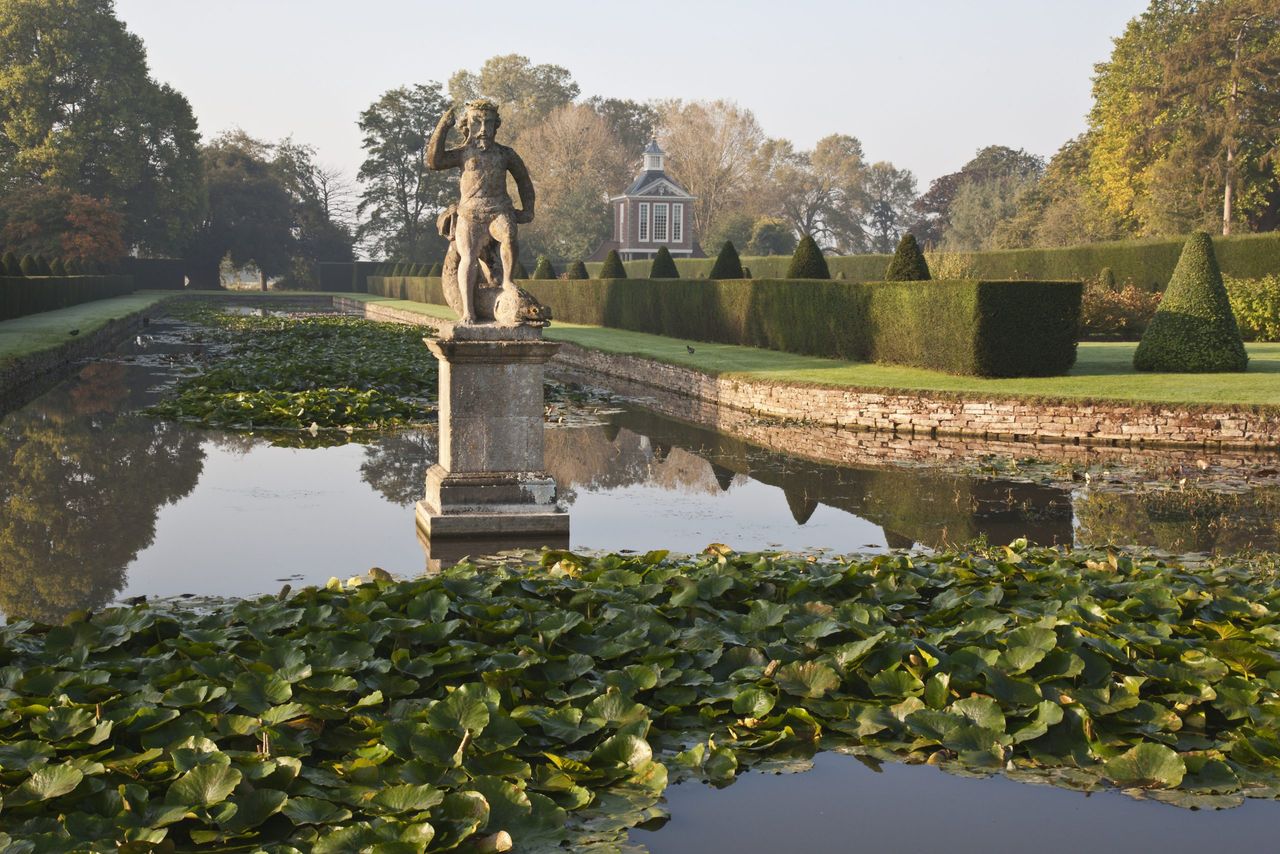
<box><xmin>1104</xmin><ymin>743</ymin><xmax>1186</xmax><ymax>789</ymax></box>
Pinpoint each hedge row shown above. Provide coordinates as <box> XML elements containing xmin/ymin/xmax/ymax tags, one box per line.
<box><xmin>316</xmin><ymin>261</ymin><xmax>388</xmax><ymax>293</ymax></box>
<box><xmin>0</xmin><ymin>275</ymin><xmax>135</xmax><ymax>321</ymax></box>
<box><xmin>585</xmin><ymin>232</ymin><xmax>1280</xmax><ymax>290</ymax></box>
<box><xmin>371</xmin><ymin>275</ymin><xmax>1081</xmax><ymax>377</ymax></box>
<box><xmin>366</xmin><ymin>275</ymin><xmax>445</xmax><ymax>304</ymax></box>
<box><xmin>118</xmin><ymin>258</ymin><xmax>187</xmax><ymax>290</ymax></box>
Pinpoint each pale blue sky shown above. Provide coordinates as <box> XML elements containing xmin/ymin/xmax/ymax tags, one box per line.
<box><xmin>114</xmin><ymin>0</ymin><xmax>1149</xmax><ymax>188</ymax></box>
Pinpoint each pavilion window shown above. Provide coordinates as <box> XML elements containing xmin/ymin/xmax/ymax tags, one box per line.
<box><xmin>653</xmin><ymin>203</ymin><xmax>669</xmax><ymax>242</ymax></box>
<box><xmin>638</xmin><ymin>203</ymin><xmax>649</xmax><ymax>242</ymax></box>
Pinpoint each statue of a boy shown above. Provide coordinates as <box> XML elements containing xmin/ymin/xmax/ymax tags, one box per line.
<box><xmin>426</xmin><ymin>99</ymin><xmax>537</xmax><ymax>325</ymax></box>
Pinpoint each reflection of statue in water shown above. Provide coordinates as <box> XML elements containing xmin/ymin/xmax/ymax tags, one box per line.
<box><xmin>426</xmin><ymin>99</ymin><xmax>550</xmax><ymax>327</ymax></box>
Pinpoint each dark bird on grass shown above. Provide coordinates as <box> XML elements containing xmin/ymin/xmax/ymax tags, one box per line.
<box><xmin>68</xmin><ymin>328</ymin><xmax>79</xmax><ymax>336</ymax></box>
<box><xmin>686</xmin><ymin>345</ymin><xmax>695</xmax><ymax>354</ymax></box>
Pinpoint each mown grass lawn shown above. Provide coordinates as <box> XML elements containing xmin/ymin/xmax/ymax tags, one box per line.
<box><xmin>544</xmin><ymin>324</ymin><xmax>1280</xmax><ymax>408</ymax></box>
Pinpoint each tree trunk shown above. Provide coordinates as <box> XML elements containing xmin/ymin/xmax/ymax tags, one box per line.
<box><xmin>1223</xmin><ymin>142</ymin><xmax>1234</xmax><ymax>237</ymax></box>
<box><xmin>260</xmin><ymin>269</ymin><xmax>268</xmax><ymax>292</ymax></box>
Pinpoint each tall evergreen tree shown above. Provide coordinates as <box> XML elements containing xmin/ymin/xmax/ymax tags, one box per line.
<box><xmin>1134</xmin><ymin>232</ymin><xmax>1247</xmax><ymax>372</ymax></box>
<box><xmin>708</xmin><ymin>241</ymin><xmax>744</xmax><ymax>279</ymax></box>
<box><xmin>786</xmin><ymin>234</ymin><xmax>830</xmax><ymax>279</ymax></box>
<box><xmin>649</xmin><ymin>246</ymin><xmax>680</xmax><ymax>279</ymax></box>
<box><xmin>884</xmin><ymin>234</ymin><xmax>931</xmax><ymax>281</ymax></box>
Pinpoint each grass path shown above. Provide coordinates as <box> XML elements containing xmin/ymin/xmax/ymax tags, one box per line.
<box><xmin>343</xmin><ymin>294</ymin><xmax>1280</xmax><ymax>407</ymax></box>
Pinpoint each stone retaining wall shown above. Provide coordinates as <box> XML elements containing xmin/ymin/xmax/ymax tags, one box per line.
<box><xmin>0</xmin><ymin>310</ymin><xmax>152</xmax><ymax>417</ymax></box>
<box><xmin>336</xmin><ymin>297</ymin><xmax>1280</xmax><ymax>451</ymax></box>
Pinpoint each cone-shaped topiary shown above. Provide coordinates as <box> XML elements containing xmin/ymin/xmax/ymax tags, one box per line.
<box><xmin>428</xmin><ymin>261</ymin><xmax>443</xmax><ymax>277</ymax></box>
<box><xmin>649</xmin><ymin>246</ymin><xmax>679</xmax><ymax>279</ymax></box>
<box><xmin>532</xmin><ymin>255</ymin><xmax>556</xmax><ymax>279</ymax></box>
<box><xmin>50</xmin><ymin>258</ymin><xmax>66</xmax><ymax>276</ymax></box>
<box><xmin>566</xmin><ymin>260</ymin><xmax>589</xmax><ymax>280</ymax></box>
<box><xmin>64</xmin><ymin>258</ymin><xmax>80</xmax><ymax>275</ymax></box>
<box><xmin>511</xmin><ymin>259</ymin><xmax>529</xmax><ymax>279</ymax></box>
<box><xmin>1099</xmin><ymin>267</ymin><xmax>1116</xmax><ymax>290</ymax></box>
<box><xmin>19</xmin><ymin>255</ymin><xmax>38</xmax><ymax>276</ymax></box>
<box><xmin>600</xmin><ymin>250</ymin><xmax>626</xmax><ymax>279</ymax></box>
<box><xmin>884</xmin><ymin>234</ymin><xmax>931</xmax><ymax>281</ymax></box>
<box><xmin>2</xmin><ymin>251</ymin><xmax>19</xmax><ymax>276</ymax></box>
<box><xmin>709</xmin><ymin>241</ymin><xmax>743</xmax><ymax>279</ymax></box>
<box><xmin>786</xmin><ymin>234</ymin><xmax>829</xmax><ymax>279</ymax></box>
<box><xmin>1133</xmin><ymin>232</ymin><xmax>1247</xmax><ymax>373</ymax></box>
<box><xmin>36</xmin><ymin>255</ymin><xmax>53</xmax><ymax>275</ymax></box>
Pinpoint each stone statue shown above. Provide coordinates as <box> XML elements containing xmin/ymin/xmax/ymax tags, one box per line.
<box><xmin>426</xmin><ymin>99</ymin><xmax>551</xmax><ymax>327</ymax></box>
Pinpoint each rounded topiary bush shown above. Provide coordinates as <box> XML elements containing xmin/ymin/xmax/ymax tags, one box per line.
<box><xmin>600</xmin><ymin>250</ymin><xmax>626</xmax><ymax>279</ymax></box>
<box><xmin>709</xmin><ymin>241</ymin><xmax>743</xmax><ymax>280</ymax></box>
<box><xmin>2</xmin><ymin>251</ymin><xmax>19</xmax><ymax>276</ymax></box>
<box><xmin>1133</xmin><ymin>232</ymin><xmax>1248</xmax><ymax>373</ymax></box>
<box><xmin>649</xmin><ymin>246</ymin><xmax>679</xmax><ymax>279</ymax></box>
<box><xmin>36</xmin><ymin>255</ymin><xmax>53</xmax><ymax>276</ymax></box>
<box><xmin>1099</xmin><ymin>267</ymin><xmax>1117</xmax><ymax>290</ymax></box>
<box><xmin>566</xmin><ymin>260</ymin><xmax>589</xmax><ymax>280</ymax></box>
<box><xmin>428</xmin><ymin>261</ymin><xmax>443</xmax><ymax>277</ymax></box>
<box><xmin>884</xmin><ymin>234</ymin><xmax>931</xmax><ymax>281</ymax></box>
<box><xmin>64</xmin><ymin>258</ymin><xmax>80</xmax><ymax>275</ymax></box>
<box><xmin>787</xmin><ymin>234</ymin><xmax>829</xmax><ymax>279</ymax></box>
<box><xmin>19</xmin><ymin>255</ymin><xmax>38</xmax><ymax>276</ymax></box>
<box><xmin>50</xmin><ymin>258</ymin><xmax>66</xmax><ymax>276</ymax></box>
<box><xmin>532</xmin><ymin>255</ymin><xmax>556</xmax><ymax>280</ymax></box>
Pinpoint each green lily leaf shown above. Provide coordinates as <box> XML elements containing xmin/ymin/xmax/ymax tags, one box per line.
<box><xmin>164</xmin><ymin>764</ymin><xmax>243</xmax><ymax>808</ymax></box>
<box><xmin>1103</xmin><ymin>743</ymin><xmax>1186</xmax><ymax>789</ymax></box>
<box><xmin>775</xmin><ymin>662</ymin><xmax>841</xmax><ymax>698</ymax></box>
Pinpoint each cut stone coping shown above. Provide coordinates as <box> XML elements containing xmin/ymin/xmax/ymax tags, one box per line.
<box><xmin>334</xmin><ymin>296</ymin><xmax>1280</xmax><ymax>450</ymax></box>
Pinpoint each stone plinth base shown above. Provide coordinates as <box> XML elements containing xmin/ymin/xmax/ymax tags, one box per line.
<box><xmin>416</xmin><ymin>526</ymin><xmax>570</xmax><ymax>573</ymax></box>
<box><xmin>417</xmin><ymin>321</ymin><xmax>569</xmax><ymax>545</ymax></box>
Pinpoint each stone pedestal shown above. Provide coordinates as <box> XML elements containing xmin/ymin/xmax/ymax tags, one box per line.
<box><xmin>416</xmin><ymin>322</ymin><xmax>569</xmax><ymax>541</ymax></box>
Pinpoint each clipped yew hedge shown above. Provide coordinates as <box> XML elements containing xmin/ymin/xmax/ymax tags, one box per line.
<box><xmin>0</xmin><ymin>275</ymin><xmax>136</xmax><ymax>321</ymax></box>
<box><xmin>585</xmin><ymin>232</ymin><xmax>1280</xmax><ymax>288</ymax></box>
<box><xmin>367</xmin><ymin>275</ymin><xmax>445</xmax><ymax>304</ymax></box>
<box><xmin>525</xmin><ymin>278</ymin><xmax>1079</xmax><ymax>377</ymax></box>
<box><xmin>316</xmin><ymin>261</ymin><xmax>388</xmax><ymax>293</ymax></box>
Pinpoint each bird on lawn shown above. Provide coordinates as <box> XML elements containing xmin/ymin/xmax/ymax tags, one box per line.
<box><xmin>686</xmin><ymin>345</ymin><xmax>695</xmax><ymax>354</ymax></box>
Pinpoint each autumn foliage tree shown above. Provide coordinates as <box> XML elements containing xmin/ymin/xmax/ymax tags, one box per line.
<box><xmin>0</xmin><ymin>186</ymin><xmax>125</xmax><ymax>266</ymax></box>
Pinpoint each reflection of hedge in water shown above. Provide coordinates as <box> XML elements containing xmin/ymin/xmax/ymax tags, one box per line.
<box><xmin>1075</xmin><ymin>488</ymin><xmax>1280</xmax><ymax>554</ymax></box>
<box><xmin>0</xmin><ymin>372</ymin><xmax>205</xmax><ymax>622</ymax></box>
<box><xmin>550</xmin><ymin>408</ymin><xmax>1073</xmax><ymax>548</ymax></box>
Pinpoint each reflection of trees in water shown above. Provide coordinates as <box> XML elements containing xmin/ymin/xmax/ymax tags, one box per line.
<box><xmin>360</xmin><ymin>430</ymin><xmax>438</xmax><ymax>506</ymax></box>
<box><xmin>1075</xmin><ymin>488</ymin><xmax>1280</xmax><ymax>554</ymax></box>
<box><xmin>547</xmin><ymin>410</ymin><xmax>1075</xmax><ymax>548</ymax></box>
<box><xmin>0</xmin><ymin>365</ymin><xmax>205</xmax><ymax>623</ymax></box>
<box><xmin>545</xmin><ymin>424</ymin><xmax>740</xmax><ymax>496</ymax></box>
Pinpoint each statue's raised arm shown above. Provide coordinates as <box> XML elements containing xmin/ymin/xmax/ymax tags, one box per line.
<box><xmin>425</xmin><ymin>100</ymin><xmax>550</xmax><ymax>327</ymax></box>
<box><xmin>426</xmin><ymin>108</ymin><xmax>463</xmax><ymax>172</ymax></box>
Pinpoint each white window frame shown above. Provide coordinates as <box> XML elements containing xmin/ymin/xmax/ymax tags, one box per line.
<box><xmin>672</xmin><ymin>204</ymin><xmax>683</xmax><ymax>243</ymax></box>
<box><xmin>653</xmin><ymin>202</ymin><xmax>669</xmax><ymax>242</ymax></box>
<box><xmin>638</xmin><ymin>202</ymin><xmax>649</xmax><ymax>242</ymax></box>
<box><xmin>618</xmin><ymin>203</ymin><xmax>625</xmax><ymax>241</ymax></box>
